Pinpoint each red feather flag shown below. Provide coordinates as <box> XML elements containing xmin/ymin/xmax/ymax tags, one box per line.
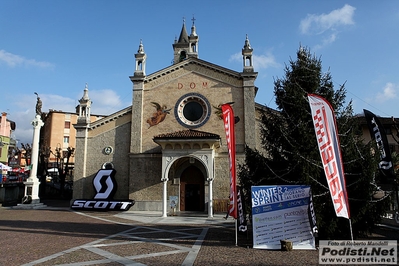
<box><xmin>308</xmin><ymin>94</ymin><xmax>350</xmax><ymax>219</ymax></box>
<box><xmin>222</xmin><ymin>103</ymin><xmax>237</xmax><ymax>219</ymax></box>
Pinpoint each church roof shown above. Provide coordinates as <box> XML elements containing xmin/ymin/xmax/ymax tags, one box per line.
<box><xmin>153</xmin><ymin>129</ymin><xmax>220</xmax><ymax>140</ymax></box>
<box><xmin>177</xmin><ymin>21</ymin><xmax>189</xmax><ymax>43</ymax></box>
<box><xmin>89</xmin><ymin>106</ymin><xmax>132</xmax><ymax>129</ymax></box>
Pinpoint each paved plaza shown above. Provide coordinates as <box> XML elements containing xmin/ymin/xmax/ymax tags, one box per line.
<box><xmin>0</xmin><ymin>200</ymin><xmax>397</xmax><ymax>266</ymax></box>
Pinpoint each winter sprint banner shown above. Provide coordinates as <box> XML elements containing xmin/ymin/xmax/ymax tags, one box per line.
<box><xmin>251</xmin><ymin>185</ymin><xmax>317</xmax><ymax>250</ymax></box>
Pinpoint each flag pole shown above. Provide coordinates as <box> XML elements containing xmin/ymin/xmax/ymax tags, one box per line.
<box><xmin>235</xmin><ymin>187</ymin><xmax>238</xmax><ymax>246</ymax></box>
<box><xmin>235</xmin><ymin>219</ymin><xmax>238</xmax><ymax>246</ymax></box>
<box><xmin>349</xmin><ymin>219</ymin><xmax>354</xmax><ymax>243</ymax></box>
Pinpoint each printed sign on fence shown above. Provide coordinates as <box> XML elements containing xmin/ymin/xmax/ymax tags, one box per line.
<box><xmin>251</xmin><ymin>185</ymin><xmax>316</xmax><ymax>250</ymax></box>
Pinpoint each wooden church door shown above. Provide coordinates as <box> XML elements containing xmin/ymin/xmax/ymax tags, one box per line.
<box><xmin>179</xmin><ymin>165</ymin><xmax>204</xmax><ymax>211</ymax></box>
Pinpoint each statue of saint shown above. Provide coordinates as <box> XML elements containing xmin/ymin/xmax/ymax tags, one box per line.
<box><xmin>35</xmin><ymin>92</ymin><xmax>42</xmax><ymax>115</ymax></box>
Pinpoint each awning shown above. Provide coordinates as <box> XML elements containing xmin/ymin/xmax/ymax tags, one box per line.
<box><xmin>0</xmin><ymin>163</ymin><xmax>12</xmax><ymax>171</ymax></box>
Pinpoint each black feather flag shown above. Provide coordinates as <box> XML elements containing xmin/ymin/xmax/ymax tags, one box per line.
<box><xmin>364</xmin><ymin>109</ymin><xmax>395</xmax><ymax>178</ymax></box>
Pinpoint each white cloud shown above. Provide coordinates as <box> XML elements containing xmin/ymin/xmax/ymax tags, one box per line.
<box><xmin>314</xmin><ymin>33</ymin><xmax>337</xmax><ymax>50</ymax></box>
<box><xmin>299</xmin><ymin>4</ymin><xmax>355</xmax><ymax>50</ymax></box>
<box><xmin>323</xmin><ymin>33</ymin><xmax>337</xmax><ymax>45</ymax></box>
<box><xmin>376</xmin><ymin>82</ymin><xmax>398</xmax><ymax>103</ymax></box>
<box><xmin>14</xmin><ymin>93</ymin><xmax>76</xmax><ymax>114</ymax></box>
<box><xmin>299</xmin><ymin>4</ymin><xmax>356</xmax><ymax>35</ymax></box>
<box><xmin>0</xmin><ymin>49</ymin><xmax>54</xmax><ymax>68</ymax></box>
<box><xmin>11</xmin><ymin>93</ymin><xmax>78</xmax><ymax>145</ymax></box>
<box><xmin>87</xmin><ymin>89</ymin><xmax>125</xmax><ymax>115</ymax></box>
<box><xmin>229</xmin><ymin>52</ymin><xmax>280</xmax><ymax>70</ymax></box>
<box><xmin>10</xmin><ymin>110</ymin><xmax>35</xmax><ymax>146</ymax></box>
<box><xmin>10</xmin><ymin>89</ymin><xmax>127</xmax><ymax>145</ymax></box>
<box><xmin>254</xmin><ymin>53</ymin><xmax>281</xmax><ymax>70</ymax></box>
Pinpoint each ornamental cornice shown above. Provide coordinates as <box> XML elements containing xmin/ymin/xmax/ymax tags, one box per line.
<box><xmin>89</xmin><ymin>106</ymin><xmax>132</xmax><ymax>130</ymax></box>
<box><xmin>145</xmin><ymin>58</ymin><xmax>242</xmax><ymax>89</ymax></box>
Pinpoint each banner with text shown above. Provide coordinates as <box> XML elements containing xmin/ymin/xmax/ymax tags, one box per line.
<box><xmin>363</xmin><ymin>109</ymin><xmax>395</xmax><ymax>179</ymax></box>
<box><xmin>308</xmin><ymin>94</ymin><xmax>350</xmax><ymax>219</ymax></box>
<box><xmin>237</xmin><ymin>186</ymin><xmax>247</xmax><ymax>232</ymax></box>
<box><xmin>251</xmin><ymin>185</ymin><xmax>316</xmax><ymax>250</ymax></box>
<box><xmin>222</xmin><ymin>103</ymin><xmax>237</xmax><ymax>219</ymax></box>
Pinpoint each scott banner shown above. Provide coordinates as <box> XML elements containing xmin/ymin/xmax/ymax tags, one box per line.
<box><xmin>363</xmin><ymin>109</ymin><xmax>395</xmax><ymax>178</ymax></box>
<box><xmin>308</xmin><ymin>94</ymin><xmax>350</xmax><ymax>219</ymax></box>
<box><xmin>251</xmin><ymin>185</ymin><xmax>317</xmax><ymax>250</ymax></box>
<box><xmin>222</xmin><ymin>103</ymin><xmax>237</xmax><ymax>219</ymax></box>
<box><xmin>71</xmin><ymin>168</ymin><xmax>135</xmax><ymax>211</ymax></box>
<box><xmin>237</xmin><ymin>186</ymin><xmax>247</xmax><ymax>232</ymax></box>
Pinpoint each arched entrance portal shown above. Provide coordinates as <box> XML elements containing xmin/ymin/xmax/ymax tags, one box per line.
<box><xmin>180</xmin><ymin>165</ymin><xmax>205</xmax><ymax>211</ymax></box>
<box><xmin>154</xmin><ymin>130</ymin><xmax>220</xmax><ymax>217</ymax></box>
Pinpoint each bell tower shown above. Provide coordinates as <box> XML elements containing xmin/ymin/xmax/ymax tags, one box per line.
<box><xmin>130</xmin><ymin>40</ymin><xmax>147</xmax><ymax>153</ymax></box>
<box><xmin>173</xmin><ymin>17</ymin><xmax>199</xmax><ymax>64</ymax></box>
<box><xmin>77</xmin><ymin>83</ymin><xmax>92</xmax><ymax>124</ymax></box>
<box><xmin>188</xmin><ymin>17</ymin><xmax>199</xmax><ymax>58</ymax></box>
<box><xmin>134</xmin><ymin>39</ymin><xmax>146</xmax><ymax>76</ymax></box>
<box><xmin>73</xmin><ymin>83</ymin><xmax>93</xmax><ymax>198</ymax></box>
<box><xmin>240</xmin><ymin>34</ymin><xmax>258</xmax><ymax>149</ymax></box>
<box><xmin>242</xmin><ymin>34</ymin><xmax>254</xmax><ymax>72</ymax></box>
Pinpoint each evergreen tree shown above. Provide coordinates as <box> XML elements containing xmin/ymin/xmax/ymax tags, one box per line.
<box><xmin>238</xmin><ymin>46</ymin><xmax>392</xmax><ymax>239</ymax></box>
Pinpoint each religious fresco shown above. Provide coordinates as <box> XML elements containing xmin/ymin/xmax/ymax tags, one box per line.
<box><xmin>147</xmin><ymin>102</ymin><xmax>172</xmax><ymax>128</ymax></box>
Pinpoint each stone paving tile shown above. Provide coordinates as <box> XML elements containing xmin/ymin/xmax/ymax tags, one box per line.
<box><xmin>134</xmin><ymin>252</ymin><xmax>188</xmax><ymax>266</ymax></box>
<box><xmin>1</xmin><ymin>208</ymin><xmax>208</xmax><ymax>266</ymax></box>
<box><xmin>35</xmin><ymin>249</ymin><xmax>106</xmax><ymax>266</ymax></box>
<box><xmin>1</xmin><ymin>201</ymin><xmax>398</xmax><ymax>266</ymax></box>
<box><xmin>0</xmin><ymin>208</ymin><xmax>130</xmax><ymax>266</ymax></box>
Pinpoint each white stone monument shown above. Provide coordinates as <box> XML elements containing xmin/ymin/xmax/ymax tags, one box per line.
<box><xmin>15</xmin><ymin>94</ymin><xmax>45</xmax><ymax>209</ymax></box>
<box><xmin>23</xmin><ymin>114</ymin><xmax>44</xmax><ymax>205</ymax></box>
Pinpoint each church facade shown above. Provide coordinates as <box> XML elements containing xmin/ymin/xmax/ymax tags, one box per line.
<box><xmin>72</xmin><ymin>20</ymin><xmax>266</xmax><ymax>216</ymax></box>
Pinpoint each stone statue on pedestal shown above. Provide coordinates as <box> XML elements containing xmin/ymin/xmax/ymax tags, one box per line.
<box><xmin>34</xmin><ymin>92</ymin><xmax>42</xmax><ymax>116</ymax></box>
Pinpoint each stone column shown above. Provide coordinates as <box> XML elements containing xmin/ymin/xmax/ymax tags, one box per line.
<box><xmin>207</xmin><ymin>177</ymin><xmax>214</xmax><ymax>218</ymax></box>
<box><xmin>162</xmin><ymin>177</ymin><xmax>168</xmax><ymax>217</ymax></box>
<box><xmin>24</xmin><ymin>114</ymin><xmax>44</xmax><ymax>204</ymax></box>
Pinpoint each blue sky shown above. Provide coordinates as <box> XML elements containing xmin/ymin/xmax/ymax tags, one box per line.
<box><xmin>1</xmin><ymin>1</ymin><xmax>399</xmax><ymax>145</ymax></box>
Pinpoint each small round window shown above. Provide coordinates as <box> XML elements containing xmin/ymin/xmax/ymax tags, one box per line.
<box><xmin>175</xmin><ymin>93</ymin><xmax>211</xmax><ymax>128</ymax></box>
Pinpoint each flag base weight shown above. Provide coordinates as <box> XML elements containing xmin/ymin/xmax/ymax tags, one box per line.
<box><xmin>280</xmin><ymin>240</ymin><xmax>293</xmax><ymax>251</ymax></box>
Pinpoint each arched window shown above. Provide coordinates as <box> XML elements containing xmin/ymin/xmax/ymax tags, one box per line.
<box><xmin>179</xmin><ymin>51</ymin><xmax>187</xmax><ymax>62</ymax></box>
